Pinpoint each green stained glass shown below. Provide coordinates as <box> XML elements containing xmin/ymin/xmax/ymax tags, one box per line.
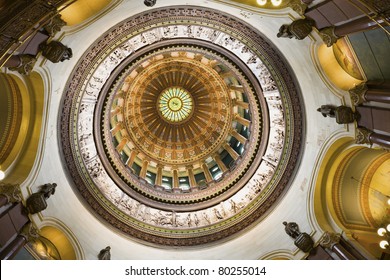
<box><xmin>159</xmin><ymin>87</ymin><xmax>193</xmax><ymax>122</ymax></box>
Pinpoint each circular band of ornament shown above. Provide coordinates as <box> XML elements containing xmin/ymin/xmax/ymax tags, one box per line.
<box><xmin>98</xmin><ymin>43</ymin><xmax>263</xmax><ymax>210</ymax></box>
<box><xmin>60</xmin><ymin>6</ymin><xmax>304</xmax><ymax>246</ymax></box>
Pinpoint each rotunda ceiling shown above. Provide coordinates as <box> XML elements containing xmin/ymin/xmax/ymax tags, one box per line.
<box><xmin>60</xmin><ymin>6</ymin><xmax>304</xmax><ymax>246</ymax></box>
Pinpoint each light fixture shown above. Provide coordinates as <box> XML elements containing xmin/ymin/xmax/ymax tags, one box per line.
<box><xmin>0</xmin><ymin>170</ymin><xmax>5</xmax><ymax>181</ymax></box>
<box><xmin>377</xmin><ymin>223</ymin><xmax>390</xmax><ymax>250</ymax></box>
<box><xmin>257</xmin><ymin>0</ymin><xmax>283</xmax><ymax>7</ymax></box>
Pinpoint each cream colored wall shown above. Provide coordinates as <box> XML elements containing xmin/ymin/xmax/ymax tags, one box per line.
<box><xmin>25</xmin><ymin>0</ymin><xmax>350</xmax><ymax>259</ymax></box>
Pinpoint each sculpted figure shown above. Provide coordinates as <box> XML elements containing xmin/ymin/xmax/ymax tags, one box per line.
<box><xmin>283</xmin><ymin>221</ymin><xmax>300</xmax><ymax>239</ymax></box>
<box><xmin>317</xmin><ymin>105</ymin><xmax>336</xmax><ymax>118</ymax></box>
<box><xmin>98</xmin><ymin>246</ymin><xmax>111</xmax><ymax>260</ymax></box>
<box><xmin>144</xmin><ymin>0</ymin><xmax>156</xmax><ymax>7</ymax></box>
<box><xmin>40</xmin><ymin>183</ymin><xmax>57</xmax><ymax>199</ymax></box>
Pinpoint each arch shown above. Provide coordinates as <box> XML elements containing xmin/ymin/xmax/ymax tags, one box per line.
<box><xmin>33</xmin><ymin>226</ymin><xmax>78</xmax><ymax>260</ymax></box>
<box><xmin>314</xmin><ymin>137</ymin><xmax>390</xmax><ymax>258</ymax></box>
<box><xmin>316</xmin><ymin>40</ymin><xmax>364</xmax><ymax>91</ymax></box>
<box><xmin>0</xmin><ymin>72</ymin><xmax>45</xmax><ymax>184</ymax></box>
<box><xmin>60</xmin><ymin>0</ymin><xmax>114</xmax><ymax>26</ymax></box>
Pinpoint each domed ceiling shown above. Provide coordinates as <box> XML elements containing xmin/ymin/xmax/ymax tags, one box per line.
<box><xmin>60</xmin><ymin>6</ymin><xmax>304</xmax><ymax>246</ymax></box>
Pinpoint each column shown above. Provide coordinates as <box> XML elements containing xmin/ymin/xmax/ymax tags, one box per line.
<box><xmin>155</xmin><ymin>164</ymin><xmax>163</xmax><ymax>186</ymax></box>
<box><xmin>233</xmin><ymin>99</ymin><xmax>249</xmax><ymax>109</ymax></box>
<box><xmin>231</xmin><ymin>129</ymin><xmax>247</xmax><ymax>145</ymax></box>
<box><xmin>116</xmin><ymin>138</ymin><xmax>128</xmax><ymax>153</ymax></box>
<box><xmin>139</xmin><ymin>160</ymin><xmax>149</xmax><ymax>179</ymax></box>
<box><xmin>186</xmin><ymin>166</ymin><xmax>197</xmax><ymax>188</ymax></box>
<box><xmin>110</xmin><ymin>107</ymin><xmax>121</xmax><ymax>117</ymax></box>
<box><xmin>320</xmin><ymin>16</ymin><xmax>385</xmax><ymax>47</ymax></box>
<box><xmin>201</xmin><ymin>162</ymin><xmax>213</xmax><ymax>182</ymax></box>
<box><xmin>334</xmin><ymin>16</ymin><xmax>384</xmax><ymax>37</ymax></box>
<box><xmin>319</xmin><ymin>231</ymin><xmax>356</xmax><ymax>260</ymax></box>
<box><xmin>349</xmin><ymin>83</ymin><xmax>390</xmax><ymax>105</ymax></box>
<box><xmin>0</xmin><ymin>222</ymin><xmax>39</xmax><ymax>260</ymax></box>
<box><xmin>356</xmin><ymin>127</ymin><xmax>390</xmax><ymax>149</ymax></box>
<box><xmin>0</xmin><ymin>195</ymin><xmax>8</xmax><ymax>207</ymax></box>
<box><xmin>4</xmin><ymin>55</ymin><xmax>21</xmax><ymax>68</ymax></box>
<box><xmin>223</xmin><ymin>143</ymin><xmax>240</xmax><ymax>160</ymax></box>
<box><xmin>214</xmin><ymin>154</ymin><xmax>228</xmax><ymax>173</ymax></box>
<box><xmin>0</xmin><ymin>235</ymin><xmax>27</xmax><ymax>260</ymax></box>
<box><xmin>172</xmin><ymin>169</ymin><xmax>179</xmax><ymax>189</ymax></box>
<box><xmin>126</xmin><ymin>149</ymin><xmax>138</xmax><ymax>168</ymax></box>
<box><xmin>234</xmin><ymin>114</ymin><xmax>251</xmax><ymax>127</ymax></box>
<box><xmin>110</xmin><ymin>122</ymin><xmax>123</xmax><ymax>136</ymax></box>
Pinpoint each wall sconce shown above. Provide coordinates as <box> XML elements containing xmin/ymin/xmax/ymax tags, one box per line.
<box><xmin>257</xmin><ymin>0</ymin><xmax>283</xmax><ymax>7</ymax></box>
<box><xmin>377</xmin><ymin>224</ymin><xmax>390</xmax><ymax>250</ymax></box>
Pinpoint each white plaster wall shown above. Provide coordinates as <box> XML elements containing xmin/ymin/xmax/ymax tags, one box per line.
<box><xmin>28</xmin><ymin>0</ymin><xmax>349</xmax><ymax>259</ymax></box>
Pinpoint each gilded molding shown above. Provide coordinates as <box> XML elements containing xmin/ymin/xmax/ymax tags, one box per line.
<box><xmin>360</xmin><ymin>153</ymin><xmax>390</xmax><ymax>227</ymax></box>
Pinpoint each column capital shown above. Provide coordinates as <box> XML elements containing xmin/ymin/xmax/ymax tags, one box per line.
<box><xmin>286</xmin><ymin>0</ymin><xmax>309</xmax><ymax>15</ymax></box>
<box><xmin>0</xmin><ymin>183</ymin><xmax>22</xmax><ymax>203</ymax></box>
<box><xmin>355</xmin><ymin>127</ymin><xmax>373</xmax><ymax>145</ymax></box>
<box><xmin>319</xmin><ymin>27</ymin><xmax>339</xmax><ymax>47</ymax></box>
<box><xmin>319</xmin><ymin>231</ymin><xmax>341</xmax><ymax>248</ymax></box>
<box><xmin>20</xmin><ymin>223</ymin><xmax>40</xmax><ymax>243</ymax></box>
<box><xmin>349</xmin><ymin>83</ymin><xmax>368</xmax><ymax>106</ymax></box>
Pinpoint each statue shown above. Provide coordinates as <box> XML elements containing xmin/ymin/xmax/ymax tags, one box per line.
<box><xmin>26</xmin><ymin>183</ymin><xmax>57</xmax><ymax>214</ymax></box>
<box><xmin>317</xmin><ymin>105</ymin><xmax>336</xmax><ymax>118</ymax></box>
<box><xmin>283</xmin><ymin>221</ymin><xmax>300</xmax><ymax>238</ymax></box>
<box><xmin>277</xmin><ymin>24</ymin><xmax>293</xmax><ymax>39</ymax></box>
<box><xmin>144</xmin><ymin>0</ymin><xmax>156</xmax><ymax>7</ymax></box>
<box><xmin>41</xmin><ymin>183</ymin><xmax>57</xmax><ymax>199</ymax></box>
<box><xmin>98</xmin><ymin>246</ymin><xmax>111</xmax><ymax>260</ymax></box>
<box><xmin>318</xmin><ymin>105</ymin><xmax>359</xmax><ymax>124</ymax></box>
<box><xmin>283</xmin><ymin>221</ymin><xmax>314</xmax><ymax>253</ymax></box>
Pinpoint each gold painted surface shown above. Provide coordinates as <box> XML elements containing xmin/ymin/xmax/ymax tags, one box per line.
<box><xmin>0</xmin><ymin>74</ymin><xmax>22</xmax><ymax>165</ymax></box>
<box><xmin>60</xmin><ymin>0</ymin><xmax>111</xmax><ymax>26</ymax></box>
<box><xmin>333</xmin><ymin>39</ymin><xmax>364</xmax><ymax>80</ymax></box>
<box><xmin>318</xmin><ymin>44</ymin><xmax>363</xmax><ymax>91</ymax></box>
<box><xmin>40</xmin><ymin>226</ymin><xmax>76</xmax><ymax>260</ymax></box>
<box><xmin>229</xmin><ymin>0</ymin><xmax>289</xmax><ymax>9</ymax></box>
<box><xmin>113</xmin><ymin>54</ymin><xmax>233</xmax><ymax>166</ymax></box>
<box><xmin>1</xmin><ymin>73</ymin><xmax>43</xmax><ymax>183</ymax></box>
<box><xmin>362</xmin><ymin>156</ymin><xmax>390</xmax><ymax>225</ymax></box>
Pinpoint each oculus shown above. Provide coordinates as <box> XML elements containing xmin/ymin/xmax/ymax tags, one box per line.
<box><xmin>158</xmin><ymin>87</ymin><xmax>193</xmax><ymax>123</ymax></box>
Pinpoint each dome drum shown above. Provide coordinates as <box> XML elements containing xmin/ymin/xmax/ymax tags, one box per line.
<box><xmin>60</xmin><ymin>6</ymin><xmax>304</xmax><ymax>246</ymax></box>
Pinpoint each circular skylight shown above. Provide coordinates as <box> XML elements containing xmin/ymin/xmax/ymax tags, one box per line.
<box><xmin>159</xmin><ymin>87</ymin><xmax>193</xmax><ymax>123</ymax></box>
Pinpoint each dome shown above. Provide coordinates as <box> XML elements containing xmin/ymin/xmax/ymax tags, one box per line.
<box><xmin>60</xmin><ymin>6</ymin><xmax>303</xmax><ymax>246</ymax></box>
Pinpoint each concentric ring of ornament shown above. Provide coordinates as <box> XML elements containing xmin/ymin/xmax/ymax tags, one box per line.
<box><xmin>60</xmin><ymin>6</ymin><xmax>304</xmax><ymax>246</ymax></box>
<box><xmin>100</xmin><ymin>44</ymin><xmax>259</xmax><ymax>209</ymax></box>
<box><xmin>112</xmin><ymin>53</ymin><xmax>234</xmax><ymax>167</ymax></box>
